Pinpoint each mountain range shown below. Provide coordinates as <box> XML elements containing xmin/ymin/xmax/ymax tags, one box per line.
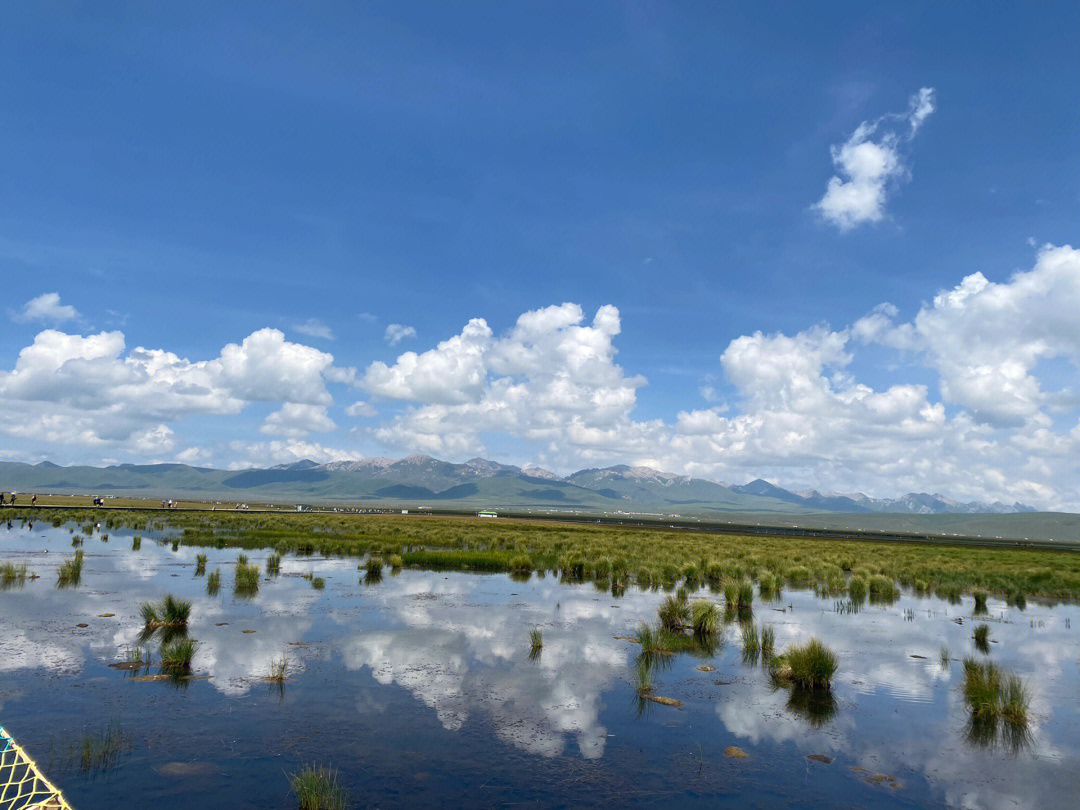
<box><xmin>0</xmin><ymin>456</ymin><xmax>1037</xmax><ymax>516</ymax></box>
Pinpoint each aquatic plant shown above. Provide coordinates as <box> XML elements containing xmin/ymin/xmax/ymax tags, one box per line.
<box><xmin>160</xmin><ymin>638</ymin><xmax>199</xmax><ymax>672</ymax></box>
<box><xmin>759</xmin><ymin>624</ymin><xmax>776</xmax><ymax>659</ymax></box>
<box><xmin>633</xmin><ymin>622</ymin><xmax>674</xmax><ymax>656</ymax></box>
<box><xmin>529</xmin><ymin>627</ymin><xmax>543</xmax><ymax>652</ymax></box>
<box><xmin>74</xmin><ymin>722</ymin><xmax>127</xmax><ymax>774</ymax></box>
<box><xmin>973</xmin><ymin>624</ymin><xmax>991</xmax><ymax>653</ymax></box>
<box><xmin>690</xmin><ymin>600</ymin><xmax>720</xmax><ymax>636</ymax></box>
<box><xmin>140</xmin><ymin>594</ymin><xmax>192</xmax><ymax>628</ymax></box>
<box><xmin>267</xmin><ymin>655</ymin><xmax>289</xmax><ymax>683</ymax></box>
<box><xmin>234</xmin><ymin>558</ymin><xmax>261</xmax><ymax>595</ymax></box>
<box><xmin>194</xmin><ymin>553</ymin><xmax>208</xmax><ymax>575</ymax></box>
<box><xmin>770</xmin><ymin>638</ymin><xmax>837</xmax><ymax>691</ymax></box>
<box><xmin>311</xmin><ymin>576</ymin><xmax>325</xmax><ymax>590</ymax></box>
<box><xmin>741</xmin><ymin>624</ymin><xmax>760</xmax><ymax>664</ymax></box>
<box><xmin>125</xmin><ymin>646</ymin><xmax>152</xmax><ymax>666</ymax></box>
<box><xmin>207</xmin><ymin>568</ymin><xmax>221</xmax><ymax>596</ymax></box>
<box><xmin>658</xmin><ymin>594</ymin><xmax>690</xmax><ymax>631</ymax></box>
<box><xmin>847</xmin><ymin>576</ymin><xmax>867</xmax><ymax>602</ymax></box>
<box><xmin>388</xmin><ymin>553</ymin><xmax>404</xmax><ymax>571</ymax></box>
<box><xmin>972</xmin><ymin>590</ymin><xmax>988</xmax><ymax>614</ymax></box>
<box><xmin>266</xmin><ymin>552</ymin><xmax>282</xmax><ymax>575</ymax></box>
<box><xmin>288</xmin><ymin>765</ymin><xmax>349</xmax><ymax>810</ymax></box>
<box><xmin>868</xmin><ymin>575</ymin><xmax>899</xmax><ymax>603</ymax></box>
<box><xmin>0</xmin><ymin>562</ymin><xmax>29</xmax><ymax>587</ymax></box>
<box><xmin>56</xmin><ymin>550</ymin><xmax>84</xmax><ymax>587</ymax></box>
<box><xmin>132</xmin><ymin>535</ymin><xmax>142</xmax><ymax>551</ymax></box>
<box><xmin>940</xmin><ymin>646</ymin><xmax>951</xmax><ymax>669</ymax></box>
<box><xmin>962</xmin><ymin>657</ymin><xmax>1029</xmax><ymax>731</ymax></box>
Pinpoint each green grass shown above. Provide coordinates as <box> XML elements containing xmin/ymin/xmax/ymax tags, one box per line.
<box><xmin>633</xmin><ymin>622</ymin><xmax>674</xmax><ymax>656</ymax></box>
<box><xmin>973</xmin><ymin>589</ymin><xmax>988</xmax><ymax>614</ymax></box>
<box><xmin>140</xmin><ymin>594</ymin><xmax>192</xmax><ymax>628</ymax></box>
<box><xmin>73</xmin><ymin>722</ymin><xmax>126</xmax><ymax>774</ymax></box>
<box><xmin>690</xmin><ymin>600</ymin><xmax>720</xmax><ymax>636</ymax></box>
<box><xmin>288</xmin><ymin>765</ymin><xmax>349</xmax><ymax>810</ymax></box>
<box><xmin>760</xmin><ymin>624</ymin><xmax>776</xmax><ymax>659</ymax></box>
<box><xmin>868</xmin><ymin>575</ymin><xmax>899</xmax><ymax>603</ymax></box>
<box><xmin>17</xmin><ymin>506</ymin><xmax>1080</xmax><ymax>601</ymax></box>
<box><xmin>234</xmin><ymin>557</ymin><xmax>261</xmax><ymax>595</ymax></box>
<box><xmin>973</xmin><ymin>624</ymin><xmax>991</xmax><ymax>653</ymax></box>
<box><xmin>770</xmin><ymin>638</ymin><xmax>838</xmax><ymax>691</ymax></box>
<box><xmin>125</xmin><ymin>646</ymin><xmax>152</xmax><ymax>666</ymax></box>
<box><xmin>57</xmin><ymin>550</ymin><xmax>84</xmax><ymax>587</ymax></box>
<box><xmin>132</xmin><ymin>535</ymin><xmax>142</xmax><ymax>551</ymax></box>
<box><xmin>160</xmin><ymin>638</ymin><xmax>199</xmax><ymax>672</ymax></box>
<box><xmin>266</xmin><ymin>552</ymin><xmax>282</xmax><ymax>576</ymax></box>
<box><xmin>311</xmin><ymin>576</ymin><xmax>325</xmax><ymax>590</ymax></box>
<box><xmin>206</xmin><ymin>568</ymin><xmax>221</xmax><ymax>595</ymax></box>
<box><xmin>529</xmin><ymin>627</ymin><xmax>543</xmax><ymax>652</ymax></box>
<box><xmin>962</xmin><ymin>657</ymin><xmax>1030</xmax><ymax>728</ymax></box>
<box><xmin>0</xmin><ymin>562</ymin><xmax>29</xmax><ymax>587</ymax></box>
<box><xmin>741</xmin><ymin>624</ymin><xmax>760</xmax><ymax>663</ymax></box>
<box><xmin>847</xmin><ymin>576</ymin><xmax>867</xmax><ymax>602</ymax></box>
<box><xmin>194</xmin><ymin>553</ymin><xmax>208</xmax><ymax>575</ymax></box>
<box><xmin>940</xmin><ymin>645</ymin><xmax>951</xmax><ymax>668</ymax></box>
<box><xmin>658</xmin><ymin>594</ymin><xmax>690</xmax><ymax>631</ymax></box>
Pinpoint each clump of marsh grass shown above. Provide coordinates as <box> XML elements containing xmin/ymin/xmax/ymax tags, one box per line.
<box><xmin>234</xmin><ymin>557</ymin><xmax>261</xmax><ymax>596</ymax></box>
<box><xmin>1</xmin><ymin>562</ymin><xmax>29</xmax><ymax>587</ymax></box>
<box><xmin>288</xmin><ymin>764</ymin><xmax>349</xmax><ymax>810</ymax></box>
<box><xmin>658</xmin><ymin>593</ymin><xmax>690</xmax><ymax>631</ymax></box>
<box><xmin>73</xmin><ymin>721</ymin><xmax>127</xmax><ymax>774</ymax></box>
<box><xmin>972</xmin><ymin>590</ymin><xmax>988</xmax><ymax>614</ymax></box>
<box><xmin>267</xmin><ymin>655</ymin><xmax>289</xmax><ymax>683</ymax></box>
<box><xmin>388</xmin><ymin>554</ymin><xmax>403</xmax><ymax>572</ymax></box>
<box><xmin>973</xmin><ymin>624</ymin><xmax>991</xmax><ymax>654</ymax></box>
<box><xmin>847</xmin><ymin>577</ymin><xmax>867</xmax><ymax>603</ymax></box>
<box><xmin>140</xmin><ymin>594</ymin><xmax>192</xmax><ymax>628</ymax></box>
<box><xmin>125</xmin><ymin>646</ymin><xmax>152</xmax><ymax>666</ymax></box>
<box><xmin>770</xmin><ymin>638</ymin><xmax>837</xmax><ymax>691</ymax></box>
<box><xmin>759</xmin><ymin>624</ymin><xmax>776</xmax><ymax>659</ymax></box>
<box><xmin>690</xmin><ymin>600</ymin><xmax>720</xmax><ymax>636</ymax></box>
<box><xmin>529</xmin><ymin>627</ymin><xmax>544</xmax><ymax>661</ymax></box>
<box><xmin>171</xmin><ymin>539</ymin><xmax>180</xmax><ymax>552</ymax></box>
<box><xmin>266</xmin><ymin>552</ymin><xmax>282</xmax><ymax>576</ymax></box>
<box><xmin>741</xmin><ymin>624</ymin><xmax>760</xmax><ymax>664</ymax></box>
<box><xmin>194</xmin><ymin>553</ymin><xmax>208</xmax><ymax>576</ymax></box>
<box><xmin>57</xmin><ymin>550</ymin><xmax>84</xmax><ymax>587</ymax></box>
<box><xmin>633</xmin><ymin>622</ymin><xmax>674</xmax><ymax>657</ymax></box>
<box><xmin>311</xmin><ymin>576</ymin><xmax>325</xmax><ymax>590</ymax></box>
<box><xmin>131</xmin><ymin>535</ymin><xmax>142</xmax><ymax>551</ymax></box>
<box><xmin>868</xmin><ymin>575</ymin><xmax>899</xmax><ymax>604</ymax></box>
<box><xmin>363</xmin><ymin>556</ymin><xmax>383</xmax><ymax>583</ymax></box>
<box><xmin>206</xmin><ymin>568</ymin><xmax>221</xmax><ymax>596</ymax></box>
<box><xmin>159</xmin><ymin>638</ymin><xmax>199</xmax><ymax>672</ymax></box>
<box><xmin>940</xmin><ymin>645</ymin><xmax>951</xmax><ymax>669</ymax></box>
<box><xmin>962</xmin><ymin>657</ymin><xmax>1030</xmax><ymax>732</ymax></box>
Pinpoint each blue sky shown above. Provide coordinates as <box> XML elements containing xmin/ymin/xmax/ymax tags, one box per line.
<box><xmin>2</xmin><ymin>3</ymin><xmax>1079</xmax><ymax>507</ymax></box>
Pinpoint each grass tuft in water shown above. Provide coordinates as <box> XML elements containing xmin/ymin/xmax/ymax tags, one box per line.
<box><xmin>529</xmin><ymin>627</ymin><xmax>544</xmax><ymax>658</ymax></box>
<box><xmin>658</xmin><ymin>594</ymin><xmax>690</xmax><ymax>631</ymax></box>
<box><xmin>759</xmin><ymin>624</ymin><xmax>776</xmax><ymax>659</ymax></box>
<box><xmin>0</xmin><ymin>562</ymin><xmax>29</xmax><ymax>587</ymax></box>
<box><xmin>973</xmin><ymin>624</ymin><xmax>991</xmax><ymax>653</ymax></box>
<box><xmin>131</xmin><ymin>535</ymin><xmax>142</xmax><ymax>551</ymax></box>
<box><xmin>73</xmin><ymin>721</ymin><xmax>127</xmax><ymax>774</ymax></box>
<box><xmin>770</xmin><ymin>638</ymin><xmax>837</xmax><ymax>691</ymax></box>
<box><xmin>266</xmin><ymin>553</ymin><xmax>282</xmax><ymax>576</ymax></box>
<box><xmin>140</xmin><ymin>594</ymin><xmax>192</xmax><ymax>628</ymax></box>
<box><xmin>57</xmin><ymin>550</ymin><xmax>84</xmax><ymax>587</ymax></box>
<box><xmin>234</xmin><ymin>557</ymin><xmax>261</xmax><ymax>596</ymax></box>
<box><xmin>159</xmin><ymin>638</ymin><xmax>199</xmax><ymax>672</ymax></box>
<box><xmin>962</xmin><ymin>657</ymin><xmax>1030</xmax><ymax>733</ymax></box>
<box><xmin>972</xmin><ymin>590</ymin><xmax>988</xmax><ymax>614</ymax></box>
<box><xmin>311</xmin><ymin>576</ymin><xmax>325</xmax><ymax>590</ymax></box>
<box><xmin>267</xmin><ymin>655</ymin><xmax>289</xmax><ymax>683</ymax></box>
<box><xmin>690</xmin><ymin>600</ymin><xmax>720</xmax><ymax>636</ymax></box>
<box><xmin>288</xmin><ymin>764</ymin><xmax>349</xmax><ymax>810</ymax></box>
<box><xmin>206</xmin><ymin>568</ymin><xmax>221</xmax><ymax>596</ymax></box>
<box><xmin>194</xmin><ymin>553</ymin><xmax>208</xmax><ymax>575</ymax></box>
<box><xmin>940</xmin><ymin>645</ymin><xmax>951</xmax><ymax>669</ymax></box>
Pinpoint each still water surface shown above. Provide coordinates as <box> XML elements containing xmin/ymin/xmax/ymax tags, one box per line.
<box><xmin>2</xmin><ymin>520</ymin><xmax>1078</xmax><ymax>809</ymax></box>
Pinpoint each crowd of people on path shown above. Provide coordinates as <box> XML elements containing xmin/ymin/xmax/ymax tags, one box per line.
<box><xmin>0</xmin><ymin>492</ymin><xmax>36</xmax><ymax>507</ymax></box>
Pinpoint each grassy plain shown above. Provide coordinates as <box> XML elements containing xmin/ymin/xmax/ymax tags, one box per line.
<box><xmin>9</xmin><ymin>507</ymin><xmax>1080</xmax><ymax>600</ymax></box>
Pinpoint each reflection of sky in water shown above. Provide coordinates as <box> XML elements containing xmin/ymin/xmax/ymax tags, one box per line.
<box><xmin>2</xmin><ymin>520</ymin><xmax>1080</xmax><ymax>809</ymax></box>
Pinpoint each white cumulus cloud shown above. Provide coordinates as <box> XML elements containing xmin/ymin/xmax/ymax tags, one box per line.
<box><xmin>11</xmin><ymin>292</ymin><xmax>81</xmax><ymax>323</ymax></box>
<box><xmin>813</xmin><ymin>87</ymin><xmax>935</xmax><ymax>231</ymax></box>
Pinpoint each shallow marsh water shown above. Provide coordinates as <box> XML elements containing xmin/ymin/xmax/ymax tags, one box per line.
<box><xmin>2</xmin><ymin>520</ymin><xmax>1079</xmax><ymax>809</ymax></box>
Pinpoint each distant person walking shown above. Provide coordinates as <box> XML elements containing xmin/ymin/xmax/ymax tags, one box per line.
<box><xmin>31</xmin><ymin>494</ymin><xmax>37</xmax><ymax>507</ymax></box>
